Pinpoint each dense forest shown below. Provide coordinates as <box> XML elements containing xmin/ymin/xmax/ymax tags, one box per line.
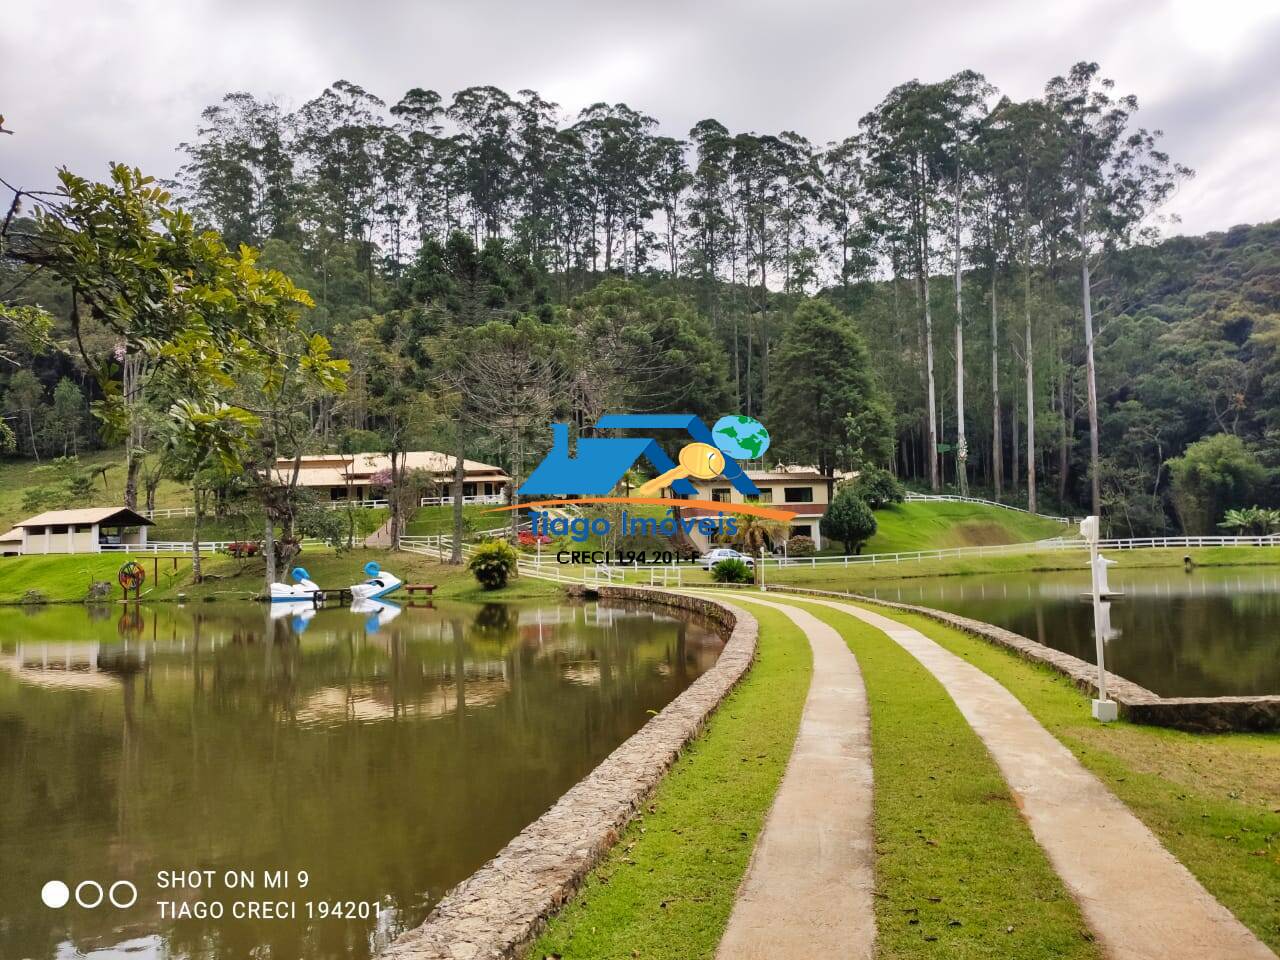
<box><xmin>3</xmin><ymin>61</ymin><xmax>1279</xmax><ymax>541</ymax></box>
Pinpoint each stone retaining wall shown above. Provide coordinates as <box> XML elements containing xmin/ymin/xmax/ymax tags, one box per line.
<box><xmin>377</xmin><ymin>587</ymin><xmax>757</xmax><ymax>960</ymax></box>
<box><xmin>769</xmin><ymin>585</ymin><xmax>1280</xmax><ymax>733</ymax></box>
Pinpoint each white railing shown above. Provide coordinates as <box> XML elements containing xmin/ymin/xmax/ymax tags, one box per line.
<box><xmin>647</xmin><ymin>566</ymin><xmax>684</xmax><ymax>588</ymax></box>
<box><xmin>754</xmin><ymin>534</ymin><xmax>1280</xmax><ymax>569</ymax></box>
<box><xmin>418</xmin><ymin>494</ymin><xmax>506</xmax><ymax>507</ymax></box>
<box><xmin>563</xmin><ymin>533</ymin><xmax>1280</xmax><ymax>579</ymax></box>
<box><xmin>1092</xmin><ymin>535</ymin><xmax>1280</xmax><ymax>550</ymax></box>
<box><xmin>904</xmin><ymin>491</ymin><xmax>1078</xmax><ymax>524</ymax></box>
<box><xmin>141</xmin><ymin>505</ymin><xmax>198</xmax><ymax>520</ymax></box>
<box><xmin>142</xmin><ymin>500</ymin><xmax>389</xmax><ymax>520</ymax></box>
<box><xmin>97</xmin><ymin>538</ymin><xmax>326</xmax><ymax>554</ymax></box>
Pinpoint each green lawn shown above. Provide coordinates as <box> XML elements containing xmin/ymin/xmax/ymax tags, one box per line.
<box><xmin>0</xmin><ymin>546</ymin><xmax>559</xmax><ymax>604</ymax></box>
<box><xmin>856</xmin><ymin>604</ymin><xmax>1280</xmax><ymax>953</ymax></box>
<box><xmin>725</xmin><ymin>593</ymin><xmax>1099</xmax><ymax>959</ymax></box>
<box><xmin>530</xmin><ymin>605</ymin><xmax>812</xmax><ymax>959</ymax></box>
<box><xmin>763</xmin><ymin>545</ymin><xmax>1280</xmax><ymax>590</ymax></box>
<box><xmin>403</xmin><ymin>503</ymin><xmax>499</xmax><ymax>536</ymax></box>
<box><xmin>859</xmin><ymin>500</ymin><xmax>1068</xmax><ymax>554</ymax></box>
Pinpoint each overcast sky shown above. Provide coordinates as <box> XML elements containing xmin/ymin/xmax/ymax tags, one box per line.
<box><xmin>4</xmin><ymin>0</ymin><xmax>1279</xmax><ymax>237</ymax></box>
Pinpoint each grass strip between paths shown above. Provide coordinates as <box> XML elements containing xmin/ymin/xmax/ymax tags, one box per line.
<box><xmin>865</xmin><ymin>605</ymin><xmax>1280</xmax><ymax>954</ymax></box>
<box><xmin>529</xmin><ymin>604</ymin><xmax>811</xmax><ymax>959</ymax></box>
<box><xmin>750</xmin><ymin>593</ymin><xmax>1100</xmax><ymax>960</ymax></box>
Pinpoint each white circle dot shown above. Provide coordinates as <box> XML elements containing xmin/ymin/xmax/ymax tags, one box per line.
<box><xmin>109</xmin><ymin>880</ymin><xmax>138</xmax><ymax>909</ymax></box>
<box><xmin>75</xmin><ymin>880</ymin><xmax>104</xmax><ymax>909</ymax></box>
<box><xmin>41</xmin><ymin>880</ymin><xmax>70</xmax><ymax>909</ymax></box>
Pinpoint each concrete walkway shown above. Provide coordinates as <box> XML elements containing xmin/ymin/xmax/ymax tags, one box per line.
<box><xmin>714</xmin><ymin>590</ymin><xmax>1275</xmax><ymax>960</ymax></box>
<box><xmin>364</xmin><ymin>516</ymin><xmax>394</xmax><ymax>548</ymax></box>
<box><xmin>713</xmin><ymin>599</ymin><xmax>876</xmax><ymax>960</ymax></box>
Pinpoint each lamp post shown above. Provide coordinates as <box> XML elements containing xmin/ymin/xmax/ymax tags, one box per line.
<box><xmin>1081</xmin><ymin>515</ymin><xmax>1117</xmax><ymax>722</ymax></box>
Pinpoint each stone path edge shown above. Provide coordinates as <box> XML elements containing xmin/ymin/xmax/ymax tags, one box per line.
<box><xmin>763</xmin><ymin>585</ymin><xmax>1280</xmax><ymax>733</ymax></box>
<box><xmin>378</xmin><ymin>586</ymin><xmax>759</xmax><ymax>960</ymax></box>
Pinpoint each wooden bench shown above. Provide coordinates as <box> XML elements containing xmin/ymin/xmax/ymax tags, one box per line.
<box><xmin>405</xmin><ymin>584</ymin><xmax>437</xmax><ymax>596</ymax></box>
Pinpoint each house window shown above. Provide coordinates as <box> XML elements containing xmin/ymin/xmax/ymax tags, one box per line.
<box><xmin>745</xmin><ymin>489</ymin><xmax>773</xmax><ymax>504</ymax></box>
<box><xmin>711</xmin><ymin>487</ymin><xmax>731</xmax><ymax>503</ymax></box>
<box><xmin>50</xmin><ymin>524</ymin><xmax>68</xmax><ymax>534</ymax></box>
<box><xmin>783</xmin><ymin>487</ymin><xmax>814</xmax><ymax>504</ymax></box>
<box><xmin>790</xmin><ymin>524</ymin><xmax>813</xmax><ymax>539</ymax></box>
<box><xmin>75</xmin><ymin>525</ymin><xmax>91</xmax><ymax>533</ymax></box>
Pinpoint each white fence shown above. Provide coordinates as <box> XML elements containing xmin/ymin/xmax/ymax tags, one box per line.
<box><xmin>97</xmin><ymin>538</ymin><xmax>326</xmax><ymax>555</ymax></box>
<box><xmin>143</xmin><ymin>499</ymin><xmax>391</xmax><ymax>521</ymax></box>
<box><xmin>419</xmin><ymin>495</ymin><xmax>506</xmax><ymax>507</ymax></box>
<box><xmin>143</xmin><ymin>495</ymin><xmax>510</xmax><ymax>521</ymax></box>
<box><xmin>904</xmin><ymin>491</ymin><xmax>1078</xmax><ymax>524</ymax></box>
<box><xmin>725</xmin><ymin>533</ymin><xmax>1280</xmax><ymax>572</ymax></box>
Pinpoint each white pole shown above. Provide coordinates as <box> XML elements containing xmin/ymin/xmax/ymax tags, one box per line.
<box><xmin>1082</xmin><ymin>515</ymin><xmax>1117</xmax><ymax>722</ymax></box>
<box><xmin>1090</xmin><ymin>535</ymin><xmax>1108</xmax><ymax>703</ymax></box>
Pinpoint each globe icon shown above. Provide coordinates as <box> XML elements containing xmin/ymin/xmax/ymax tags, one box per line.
<box><xmin>712</xmin><ymin>415</ymin><xmax>771</xmax><ymax>461</ymax></box>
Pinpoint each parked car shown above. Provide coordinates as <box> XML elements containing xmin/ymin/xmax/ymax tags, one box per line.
<box><xmin>699</xmin><ymin>547</ymin><xmax>755</xmax><ymax>570</ymax></box>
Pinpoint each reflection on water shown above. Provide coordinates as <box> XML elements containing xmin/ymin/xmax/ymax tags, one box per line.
<box><xmin>861</xmin><ymin>566</ymin><xmax>1280</xmax><ymax>697</ymax></box>
<box><xmin>0</xmin><ymin>599</ymin><xmax>722</xmax><ymax>960</ymax></box>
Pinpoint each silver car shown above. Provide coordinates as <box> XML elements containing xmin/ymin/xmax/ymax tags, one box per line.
<box><xmin>699</xmin><ymin>548</ymin><xmax>755</xmax><ymax>570</ymax></box>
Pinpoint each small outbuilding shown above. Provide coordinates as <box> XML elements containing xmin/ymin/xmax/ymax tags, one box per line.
<box><xmin>7</xmin><ymin>507</ymin><xmax>154</xmax><ymax>555</ymax></box>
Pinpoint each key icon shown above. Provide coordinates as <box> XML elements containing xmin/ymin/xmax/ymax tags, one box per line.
<box><xmin>637</xmin><ymin>442</ymin><xmax>725</xmax><ymax>496</ymax></box>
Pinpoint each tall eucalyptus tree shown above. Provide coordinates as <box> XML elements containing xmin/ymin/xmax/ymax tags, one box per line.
<box><xmin>1046</xmin><ymin>62</ymin><xmax>1189</xmax><ymax>513</ymax></box>
<box><xmin>862</xmin><ymin>80</ymin><xmax>953</xmax><ymax>490</ymax></box>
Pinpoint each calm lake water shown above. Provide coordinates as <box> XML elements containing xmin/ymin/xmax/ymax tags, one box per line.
<box><xmin>860</xmin><ymin>566</ymin><xmax>1280</xmax><ymax>697</ymax></box>
<box><xmin>0</xmin><ymin>598</ymin><xmax>722</xmax><ymax>960</ymax></box>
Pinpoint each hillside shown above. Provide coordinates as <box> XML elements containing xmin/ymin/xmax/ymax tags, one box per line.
<box><xmin>861</xmin><ymin>501</ymin><xmax>1069</xmax><ymax>555</ymax></box>
<box><xmin>0</xmin><ymin>450</ymin><xmax>191</xmax><ymax>532</ymax></box>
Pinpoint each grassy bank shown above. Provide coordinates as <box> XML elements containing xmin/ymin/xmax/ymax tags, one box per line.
<box><xmin>726</xmin><ymin>593</ymin><xmax>1100</xmax><ymax>959</ymax></box>
<box><xmin>595</xmin><ymin>545</ymin><xmax>1280</xmax><ymax>593</ymax></box>
<box><xmin>530</xmin><ymin>604</ymin><xmax>812</xmax><ymax>959</ymax></box>
<box><xmin>765</xmin><ymin>545</ymin><xmax>1280</xmax><ymax>589</ymax></box>
<box><xmin>861</xmin><ymin>605</ymin><xmax>1280</xmax><ymax>952</ymax></box>
<box><xmin>0</xmin><ymin>547</ymin><xmax>559</xmax><ymax>604</ymax></box>
<box><xmin>861</xmin><ymin>500</ymin><xmax>1067</xmax><ymax>554</ymax></box>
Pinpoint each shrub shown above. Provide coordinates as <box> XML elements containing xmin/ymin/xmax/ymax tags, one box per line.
<box><xmin>823</xmin><ymin>488</ymin><xmax>877</xmax><ymax>554</ymax></box>
<box><xmin>711</xmin><ymin>557</ymin><xmax>754</xmax><ymax>584</ymax></box>
<box><xmin>86</xmin><ymin>580</ymin><xmax>112</xmax><ymax>601</ymax></box>
<box><xmin>516</xmin><ymin>530</ymin><xmax>553</xmax><ymax>550</ymax></box>
<box><xmin>785</xmin><ymin>535</ymin><xmax>816</xmax><ymax>557</ymax></box>
<box><xmin>21</xmin><ymin>588</ymin><xmax>48</xmax><ymax>605</ymax></box>
<box><xmin>468</xmin><ymin>540</ymin><xmax>519</xmax><ymax>590</ymax></box>
<box><xmin>845</xmin><ymin>465</ymin><xmax>905</xmax><ymax>509</ymax></box>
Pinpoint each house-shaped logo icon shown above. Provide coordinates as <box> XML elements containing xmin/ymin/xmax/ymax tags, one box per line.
<box><xmin>519</xmin><ymin>415</ymin><xmax>762</xmax><ymax>498</ymax></box>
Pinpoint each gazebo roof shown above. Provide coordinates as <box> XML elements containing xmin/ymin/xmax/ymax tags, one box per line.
<box><xmin>16</xmin><ymin>507</ymin><xmax>154</xmax><ymax>529</ymax></box>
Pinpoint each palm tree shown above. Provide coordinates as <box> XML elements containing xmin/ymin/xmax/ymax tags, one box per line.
<box><xmin>1219</xmin><ymin>507</ymin><xmax>1280</xmax><ymax>537</ymax></box>
<box><xmin>731</xmin><ymin>514</ymin><xmax>790</xmax><ymax>558</ymax></box>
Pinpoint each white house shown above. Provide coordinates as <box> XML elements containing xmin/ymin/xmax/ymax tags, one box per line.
<box><xmin>274</xmin><ymin>452</ymin><xmax>510</xmax><ymax>503</ymax></box>
<box><xmin>683</xmin><ymin>465</ymin><xmax>835</xmax><ymax>552</ymax></box>
<box><xmin>2</xmin><ymin>507</ymin><xmax>153</xmax><ymax>556</ymax></box>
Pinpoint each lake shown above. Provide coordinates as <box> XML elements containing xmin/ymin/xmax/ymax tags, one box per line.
<box><xmin>0</xmin><ymin>598</ymin><xmax>722</xmax><ymax>960</ymax></box>
<box><xmin>859</xmin><ymin>565</ymin><xmax>1280</xmax><ymax>697</ymax></box>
